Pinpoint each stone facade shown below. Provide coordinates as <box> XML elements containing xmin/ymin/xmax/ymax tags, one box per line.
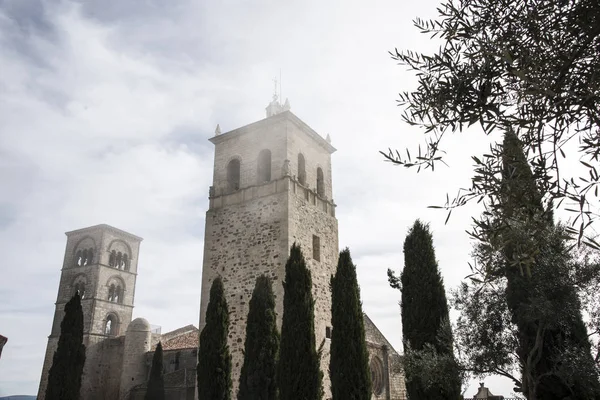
<box><xmin>199</xmin><ymin>109</ymin><xmax>339</xmax><ymax>395</ymax></box>
<box><xmin>38</xmin><ymin>224</ymin><xmax>143</xmax><ymax>400</ymax></box>
<box><xmin>37</xmin><ymin>104</ymin><xmax>407</xmax><ymax>400</ymax></box>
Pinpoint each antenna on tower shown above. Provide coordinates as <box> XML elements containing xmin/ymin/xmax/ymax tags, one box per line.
<box><xmin>272</xmin><ymin>77</ymin><xmax>278</xmax><ymax>101</ymax></box>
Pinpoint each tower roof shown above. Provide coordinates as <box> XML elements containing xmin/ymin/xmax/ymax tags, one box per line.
<box><xmin>65</xmin><ymin>224</ymin><xmax>143</xmax><ymax>241</ymax></box>
<box><xmin>209</xmin><ymin>110</ymin><xmax>336</xmax><ymax>154</ymax></box>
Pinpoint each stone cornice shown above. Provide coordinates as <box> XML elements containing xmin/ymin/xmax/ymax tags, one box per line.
<box><xmin>210</xmin><ymin>110</ymin><xmax>336</xmax><ymax>154</ymax></box>
<box><xmin>65</xmin><ymin>224</ymin><xmax>143</xmax><ymax>242</ymax></box>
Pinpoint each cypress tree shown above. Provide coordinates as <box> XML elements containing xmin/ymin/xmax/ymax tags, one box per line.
<box><xmin>238</xmin><ymin>275</ymin><xmax>279</xmax><ymax>400</ymax></box>
<box><xmin>397</xmin><ymin>220</ymin><xmax>461</xmax><ymax>400</ymax></box>
<box><xmin>277</xmin><ymin>243</ymin><xmax>322</xmax><ymax>400</ymax></box>
<box><xmin>145</xmin><ymin>341</ymin><xmax>165</xmax><ymax>400</ymax></box>
<box><xmin>330</xmin><ymin>248</ymin><xmax>371</xmax><ymax>400</ymax></box>
<box><xmin>45</xmin><ymin>292</ymin><xmax>86</xmax><ymax>400</ymax></box>
<box><xmin>198</xmin><ymin>276</ymin><xmax>232</xmax><ymax>400</ymax></box>
<box><xmin>494</xmin><ymin>131</ymin><xmax>600</xmax><ymax>399</ymax></box>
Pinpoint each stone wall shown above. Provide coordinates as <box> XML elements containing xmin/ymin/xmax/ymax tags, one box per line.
<box><xmin>38</xmin><ymin>225</ymin><xmax>142</xmax><ymax>400</ymax></box>
<box><xmin>285</xmin><ymin>120</ymin><xmax>334</xmax><ymax>200</ymax></box>
<box><xmin>287</xmin><ymin>182</ymin><xmax>338</xmax><ymax>396</ymax></box>
<box><xmin>364</xmin><ymin>315</ymin><xmax>407</xmax><ymax>400</ymax></box>
<box><xmin>200</xmin><ymin>186</ymin><xmax>290</xmax><ymax>395</ymax></box>
<box><xmin>82</xmin><ymin>336</ymin><xmax>125</xmax><ymax>400</ymax></box>
<box><xmin>211</xmin><ymin>117</ymin><xmax>288</xmax><ymax>196</ymax></box>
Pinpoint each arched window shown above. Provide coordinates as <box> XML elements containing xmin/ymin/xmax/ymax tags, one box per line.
<box><xmin>116</xmin><ymin>252</ymin><xmax>123</xmax><ymax>270</ymax></box>
<box><xmin>370</xmin><ymin>357</ymin><xmax>385</xmax><ymax>395</ymax></box>
<box><xmin>123</xmin><ymin>254</ymin><xmax>129</xmax><ymax>271</ymax></box>
<box><xmin>316</xmin><ymin>167</ymin><xmax>325</xmax><ymax>197</ymax></box>
<box><xmin>105</xmin><ymin>314</ymin><xmax>118</xmax><ymax>336</ymax></box>
<box><xmin>298</xmin><ymin>153</ymin><xmax>306</xmax><ymax>186</ymax></box>
<box><xmin>227</xmin><ymin>159</ymin><xmax>241</xmax><ymax>191</ymax></box>
<box><xmin>257</xmin><ymin>149</ymin><xmax>271</xmax><ymax>183</ymax></box>
<box><xmin>109</xmin><ymin>250</ymin><xmax>116</xmax><ymax>267</ymax></box>
<box><xmin>72</xmin><ymin>276</ymin><xmax>87</xmax><ymax>299</ymax></box>
<box><xmin>107</xmin><ymin>278</ymin><xmax>125</xmax><ymax>303</ymax></box>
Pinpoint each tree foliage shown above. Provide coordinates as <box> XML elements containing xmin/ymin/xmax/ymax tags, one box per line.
<box><xmin>453</xmin><ymin>132</ymin><xmax>600</xmax><ymax>399</ymax></box>
<box><xmin>145</xmin><ymin>342</ymin><xmax>165</xmax><ymax>400</ymax></box>
<box><xmin>388</xmin><ymin>220</ymin><xmax>462</xmax><ymax>399</ymax></box>
<box><xmin>383</xmin><ymin>0</ymin><xmax>600</xmax><ymax>246</ymax></box>
<box><xmin>238</xmin><ymin>275</ymin><xmax>280</xmax><ymax>400</ymax></box>
<box><xmin>330</xmin><ymin>248</ymin><xmax>371</xmax><ymax>400</ymax></box>
<box><xmin>45</xmin><ymin>293</ymin><xmax>86</xmax><ymax>400</ymax></box>
<box><xmin>277</xmin><ymin>243</ymin><xmax>323</xmax><ymax>400</ymax></box>
<box><xmin>198</xmin><ymin>276</ymin><xmax>232</xmax><ymax>400</ymax></box>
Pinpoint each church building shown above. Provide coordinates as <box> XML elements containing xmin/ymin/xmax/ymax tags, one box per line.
<box><xmin>37</xmin><ymin>98</ymin><xmax>407</xmax><ymax>400</ymax></box>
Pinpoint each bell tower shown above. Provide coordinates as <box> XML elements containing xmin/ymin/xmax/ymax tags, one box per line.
<box><xmin>199</xmin><ymin>102</ymin><xmax>338</xmax><ymax>395</ymax></box>
<box><xmin>38</xmin><ymin>224</ymin><xmax>143</xmax><ymax>400</ymax></box>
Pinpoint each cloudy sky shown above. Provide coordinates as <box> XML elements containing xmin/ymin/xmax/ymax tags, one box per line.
<box><xmin>0</xmin><ymin>0</ymin><xmax>517</xmax><ymax>396</ymax></box>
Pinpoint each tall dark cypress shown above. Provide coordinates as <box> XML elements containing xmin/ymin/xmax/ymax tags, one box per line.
<box><xmin>45</xmin><ymin>293</ymin><xmax>86</xmax><ymax>400</ymax></box>
<box><xmin>145</xmin><ymin>342</ymin><xmax>165</xmax><ymax>400</ymax></box>
<box><xmin>277</xmin><ymin>243</ymin><xmax>322</xmax><ymax>400</ymax></box>
<box><xmin>399</xmin><ymin>220</ymin><xmax>461</xmax><ymax>400</ymax></box>
<box><xmin>238</xmin><ymin>275</ymin><xmax>279</xmax><ymax>400</ymax></box>
<box><xmin>497</xmin><ymin>131</ymin><xmax>600</xmax><ymax>399</ymax></box>
<box><xmin>330</xmin><ymin>248</ymin><xmax>371</xmax><ymax>400</ymax></box>
<box><xmin>198</xmin><ymin>276</ymin><xmax>232</xmax><ymax>400</ymax></box>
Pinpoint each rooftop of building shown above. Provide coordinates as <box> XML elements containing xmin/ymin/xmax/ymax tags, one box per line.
<box><xmin>65</xmin><ymin>224</ymin><xmax>143</xmax><ymax>241</ymax></box>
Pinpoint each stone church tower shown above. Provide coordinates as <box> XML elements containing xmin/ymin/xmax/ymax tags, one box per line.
<box><xmin>199</xmin><ymin>98</ymin><xmax>338</xmax><ymax>395</ymax></box>
<box><xmin>37</xmin><ymin>224</ymin><xmax>143</xmax><ymax>400</ymax></box>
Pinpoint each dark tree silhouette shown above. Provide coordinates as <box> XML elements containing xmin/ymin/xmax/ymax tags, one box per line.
<box><xmin>45</xmin><ymin>293</ymin><xmax>86</xmax><ymax>400</ymax></box>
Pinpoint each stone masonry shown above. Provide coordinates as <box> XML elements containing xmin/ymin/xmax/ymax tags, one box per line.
<box><xmin>37</xmin><ymin>224</ymin><xmax>143</xmax><ymax>400</ymax></box>
<box><xmin>199</xmin><ymin>108</ymin><xmax>339</xmax><ymax>396</ymax></box>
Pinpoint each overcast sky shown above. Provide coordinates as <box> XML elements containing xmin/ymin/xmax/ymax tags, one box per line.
<box><xmin>0</xmin><ymin>0</ymin><xmax>518</xmax><ymax>396</ymax></box>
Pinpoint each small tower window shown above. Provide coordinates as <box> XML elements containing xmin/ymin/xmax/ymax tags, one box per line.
<box><xmin>72</xmin><ymin>276</ymin><xmax>87</xmax><ymax>300</ymax></box>
<box><xmin>227</xmin><ymin>159</ymin><xmax>241</xmax><ymax>191</ymax></box>
<box><xmin>298</xmin><ymin>153</ymin><xmax>306</xmax><ymax>186</ymax></box>
<box><xmin>108</xmin><ymin>282</ymin><xmax>124</xmax><ymax>304</ymax></box>
<box><xmin>316</xmin><ymin>167</ymin><xmax>325</xmax><ymax>197</ymax></box>
<box><xmin>105</xmin><ymin>314</ymin><xmax>118</xmax><ymax>336</ymax></box>
<box><xmin>326</xmin><ymin>326</ymin><xmax>332</xmax><ymax>339</ymax></box>
<box><xmin>109</xmin><ymin>250</ymin><xmax>116</xmax><ymax>267</ymax></box>
<box><xmin>312</xmin><ymin>235</ymin><xmax>321</xmax><ymax>261</ymax></box>
<box><xmin>257</xmin><ymin>149</ymin><xmax>272</xmax><ymax>183</ymax></box>
<box><xmin>85</xmin><ymin>248</ymin><xmax>93</xmax><ymax>265</ymax></box>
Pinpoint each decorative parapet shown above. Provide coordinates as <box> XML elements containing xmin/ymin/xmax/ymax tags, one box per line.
<box><xmin>208</xmin><ymin>176</ymin><xmax>336</xmax><ymax>217</ymax></box>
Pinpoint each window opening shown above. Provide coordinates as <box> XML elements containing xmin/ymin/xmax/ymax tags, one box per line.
<box><xmin>316</xmin><ymin>167</ymin><xmax>325</xmax><ymax>197</ymax></box>
<box><xmin>312</xmin><ymin>235</ymin><xmax>321</xmax><ymax>261</ymax></box>
<box><xmin>105</xmin><ymin>314</ymin><xmax>118</xmax><ymax>336</ymax></box>
<box><xmin>227</xmin><ymin>159</ymin><xmax>241</xmax><ymax>191</ymax></box>
<box><xmin>257</xmin><ymin>149</ymin><xmax>272</xmax><ymax>183</ymax></box>
<box><xmin>326</xmin><ymin>326</ymin><xmax>332</xmax><ymax>339</ymax></box>
<box><xmin>370</xmin><ymin>357</ymin><xmax>385</xmax><ymax>395</ymax></box>
<box><xmin>298</xmin><ymin>153</ymin><xmax>306</xmax><ymax>185</ymax></box>
<box><xmin>86</xmin><ymin>248</ymin><xmax>93</xmax><ymax>265</ymax></box>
